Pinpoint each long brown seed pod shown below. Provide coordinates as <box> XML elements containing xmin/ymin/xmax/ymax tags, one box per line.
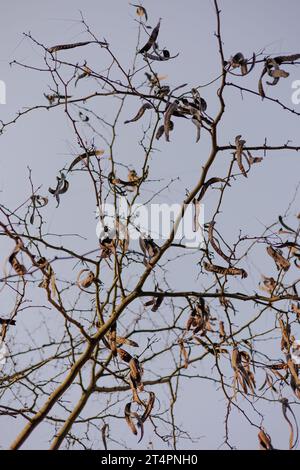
<box><xmin>274</xmin><ymin>53</ymin><xmax>300</xmax><ymax>64</ymax></box>
<box><xmin>129</xmin><ymin>357</ymin><xmax>142</xmax><ymax>382</ymax></box>
<box><xmin>131</xmin><ymin>4</ymin><xmax>148</xmax><ymax>22</ymax></box>
<box><xmin>9</xmin><ymin>255</ymin><xmax>27</xmax><ymax>276</ymax></box>
<box><xmin>101</xmin><ymin>423</ymin><xmax>109</xmax><ymax>450</ymax></box>
<box><xmin>139</xmin><ymin>19</ymin><xmax>161</xmax><ymax>54</ymax></box>
<box><xmin>164</xmin><ymin>100</ymin><xmax>178</xmax><ymax>141</ymax></box>
<box><xmin>124</xmin><ymin>403</ymin><xmax>138</xmax><ymax>435</ymax></box>
<box><xmin>68</xmin><ymin>149</ymin><xmax>104</xmax><ymax>173</ymax></box>
<box><xmin>219</xmin><ymin>321</ymin><xmax>226</xmax><ymax>339</ymax></box>
<box><xmin>141</xmin><ymin>392</ymin><xmax>155</xmax><ymax>423</ymax></box>
<box><xmin>234</xmin><ymin>135</ymin><xmax>247</xmax><ymax>178</ymax></box>
<box><xmin>8</xmin><ymin>241</ymin><xmax>27</xmax><ymax>276</ymax></box>
<box><xmin>267</xmin><ymin>362</ymin><xmax>288</xmax><ymax>370</ymax></box>
<box><xmin>75</xmin><ymin>66</ymin><xmax>92</xmax><ymax>87</ymax></box>
<box><xmin>115</xmin><ymin>337</ymin><xmax>139</xmax><ymax>348</ymax></box>
<box><xmin>208</xmin><ymin>222</ymin><xmax>232</xmax><ymax>263</ymax></box>
<box><xmin>124</xmin><ymin>103</ymin><xmax>152</xmax><ymax>124</ymax></box>
<box><xmin>258</xmin><ymin>66</ymin><xmax>267</xmax><ymax>98</ymax></box>
<box><xmin>259</xmin><ymin>275</ymin><xmax>276</xmax><ymax>294</ymax></box>
<box><xmin>0</xmin><ymin>318</ymin><xmax>16</xmax><ymax>326</ymax></box>
<box><xmin>231</xmin><ymin>348</ymin><xmax>240</xmax><ymax>370</ymax></box>
<box><xmin>197</xmin><ymin>177</ymin><xmax>228</xmax><ymax>202</ymax></box>
<box><xmin>47</xmin><ymin>40</ymin><xmax>107</xmax><ymax>53</ymax></box>
<box><xmin>117</xmin><ymin>348</ymin><xmax>132</xmax><ymax>363</ymax></box>
<box><xmin>280</xmin><ymin>398</ymin><xmax>298</xmax><ymax>450</ymax></box>
<box><xmin>76</xmin><ymin>269</ymin><xmax>95</xmax><ymax>289</ymax></box>
<box><xmin>258</xmin><ymin>429</ymin><xmax>273</xmax><ymax>450</ymax></box>
<box><xmin>266</xmin><ymin>246</ymin><xmax>290</xmax><ymax>271</ymax></box>
<box><xmin>203</xmin><ymin>261</ymin><xmax>248</xmax><ymax>278</ymax></box>
<box><xmin>151</xmin><ymin>294</ymin><xmax>164</xmax><ymax>312</ymax></box>
<box><xmin>192</xmin><ymin>112</ymin><xmax>202</xmax><ymax>143</ymax></box>
<box><xmin>178</xmin><ymin>339</ymin><xmax>189</xmax><ymax>368</ymax></box>
<box><xmin>49</xmin><ymin>173</ymin><xmax>69</xmax><ymax>207</ymax></box>
<box><xmin>143</xmin><ymin>51</ymin><xmax>179</xmax><ymax>61</ymax></box>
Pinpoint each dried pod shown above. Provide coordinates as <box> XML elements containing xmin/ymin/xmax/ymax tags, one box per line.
<box><xmin>129</xmin><ymin>357</ymin><xmax>142</xmax><ymax>383</ymax></box>
<box><xmin>47</xmin><ymin>41</ymin><xmax>94</xmax><ymax>53</ymax></box>
<box><xmin>68</xmin><ymin>149</ymin><xmax>104</xmax><ymax>173</ymax></box>
<box><xmin>231</xmin><ymin>348</ymin><xmax>240</xmax><ymax>370</ymax></box>
<box><xmin>197</xmin><ymin>177</ymin><xmax>229</xmax><ymax>202</ymax></box>
<box><xmin>258</xmin><ymin>429</ymin><xmax>273</xmax><ymax>450</ymax></box>
<box><xmin>208</xmin><ymin>222</ymin><xmax>232</xmax><ymax>263</ymax></box>
<box><xmin>141</xmin><ymin>392</ymin><xmax>155</xmax><ymax>422</ymax></box>
<box><xmin>164</xmin><ymin>100</ymin><xmax>178</xmax><ymax>141</ymax></box>
<box><xmin>8</xmin><ymin>241</ymin><xmax>27</xmax><ymax>276</ymax></box>
<box><xmin>115</xmin><ymin>336</ymin><xmax>139</xmax><ymax>348</ymax></box>
<box><xmin>0</xmin><ymin>318</ymin><xmax>16</xmax><ymax>326</ymax></box>
<box><xmin>124</xmin><ymin>103</ymin><xmax>152</xmax><ymax>124</ymax></box>
<box><xmin>117</xmin><ymin>348</ymin><xmax>132</xmax><ymax>363</ymax></box>
<box><xmin>139</xmin><ymin>19</ymin><xmax>161</xmax><ymax>54</ymax></box>
<box><xmin>76</xmin><ymin>269</ymin><xmax>95</xmax><ymax>289</ymax></box>
<box><xmin>134</xmin><ymin>5</ymin><xmax>148</xmax><ymax>21</ymax></box>
<box><xmin>203</xmin><ymin>261</ymin><xmax>248</xmax><ymax>278</ymax></box>
<box><xmin>291</xmin><ymin>303</ymin><xmax>300</xmax><ymax>319</ymax></box>
<box><xmin>49</xmin><ymin>172</ymin><xmax>69</xmax><ymax>207</ymax></box>
<box><xmin>266</xmin><ymin>246</ymin><xmax>290</xmax><ymax>271</ymax></box>
<box><xmin>178</xmin><ymin>339</ymin><xmax>189</xmax><ymax>368</ymax></box>
<box><xmin>219</xmin><ymin>321</ymin><xmax>226</xmax><ymax>339</ymax></box>
<box><xmin>139</xmin><ymin>235</ymin><xmax>160</xmax><ymax>265</ymax></box>
<box><xmin>151</xmin><ymin>295</ymin><xmax>164</xmax><ymax>312</ymax></box>
<box><xmin>245</xmin><ymin>150</ymin><xmax>263</xmax><ymax>165</ymax></box>
<box><xmin>234</xmin><ymin>135</ymin><xmax>247</xmax><ymax>178</ymax></box>
<box><xmin>280</xmin><ymin>398</ymin><xmax>298</xmax><ymax>450</ymax></box>
<box><xmin>75</xmin><ymin>65</ymin><xmax>92</xmax><ymax>87</ymax></box>
<box><xmin>259</xmin><ymin>275</ymin><xmax>276</xmax><ymax>294</ymax></box>
<box><xmin>124</xmin><ymin>403</ymin><xmax>138</xmax><ymax>435</ymax></box>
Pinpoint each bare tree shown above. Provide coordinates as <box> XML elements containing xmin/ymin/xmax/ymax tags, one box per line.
<box><xmin>1</xmin><ymin>1</ymin><xmax>300</xmax><ymax>451</ymax></box>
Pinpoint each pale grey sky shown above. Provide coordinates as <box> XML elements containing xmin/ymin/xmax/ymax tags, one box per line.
<box><xmin>0</xmin><ymin>0</ymin><xmax>300</xmax><ymax>450</ymax></box>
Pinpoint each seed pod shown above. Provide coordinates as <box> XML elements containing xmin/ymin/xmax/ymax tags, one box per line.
<box><xmin>231</xmin><ymin>348</ymin><xmax>240</xmax><ymax>370</ymax></box>
<box><xmin>203</xmin><ymin>261</ymin><xmax>248</xmax><ymax>278</ymax></box>
<box><xmin>219</xmin><ymin>321</ymin><xmax>226</xmax><ymax>339</ymax></box>
<box><xmin>75</xmin><ymin>65</ymin><xmax>92</xmax><ymax>87</ymax></box>
<box><xmin>234</xmin><ymin>135</ymin><xmax>247</xmax><ymax>178</ymax></box>
<box><xmin>266</xmin><ymin>246</ymin><xmax>290</xmax><ymax>271</ymax></box>
<box><xmin>8</xmin><ymin>241</ymin><xmax>27</xmax><ymax>276</ymax></box>
<box><xmin>47</xmin><ymin>41</ymin><xmax>93</xmax><ymax>53</ymax></box>
<box><xmin>117</xmin><ymin>348</ymin><xmax>132</xmax><ymax>363</ymax></box>
<box><xmin>115</xmin><ymin>336</ymin><xmax>139</xmax><ymax>348</ymax></box>
<box><xmin>141</xmin><ymin>392</ymin><xmax>155</xmax><ymax>422</ymax></box>
<box><xmin>164</xmin><ymin>100</ymin><xmax>178</xmax><ymax>141</ymax></box>
<box><xmin>49</xmin><ymin>173</ymin><xmax>69</xmax><ymax>207</ymax></box>
<box><xmin>68</xmin><ymin>149</ymin><xmax>104</xmax><ymax>173</ymax></box>
<box><xmin>259</xmin><ymin>275</ymin><xmax>276</xmax><ymax>294</ymax></box>
<box><xmin>208</xmin><ymin>222</ymin><xmax>231</xmax><ymax>263</ymax></box>
<box><xmin>129</xmin><ymin>357</ymin><xmax>141</xmax><ymax>382</ymax></box>
<box><xmin>197</xmin><ymin>177</ymin><xmax>228</xmax><ymax>202</ymax></box>
<box><xmin>135</xmin><ymin>5</ymin><xmax>148</xmax><ymax>22</ymax></box>
<box><xmin>139</xmin><ymin>19</ymin><xmax>161</xmax><ymax>54</ymax></box>
<box><xmin>77</xmin><ymin>269</ymin><xmax>95</xmax><ymax>289</ymax></box>
<box><xmin>124</xmin><ymin>403</ymin><xmax>138</xmax><ymax>435</ymax></box>
<box><xmin>179</xmin><ymin>339</ymin><xmax>189</xmax><ymax>368</ymax></box>
<box><xmin>124</xmin><ymin>103</ymin><xmax>152</xmax><ymax>124</ymax></box>
<box><xmin>9</xmin><ymin>256</ymin><xmax>27</xmax><ymax>276</ymax></box>
<box><xmin>258</xmin><ymin>429</ymin><xmax>273</xmax><ymax>450</ymax></box>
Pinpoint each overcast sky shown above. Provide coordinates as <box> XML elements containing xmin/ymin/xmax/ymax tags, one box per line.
<box><xmin>0</xmin><ymin>0</ymin><xmax>300</xmax><ymax>450</ymax></box>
